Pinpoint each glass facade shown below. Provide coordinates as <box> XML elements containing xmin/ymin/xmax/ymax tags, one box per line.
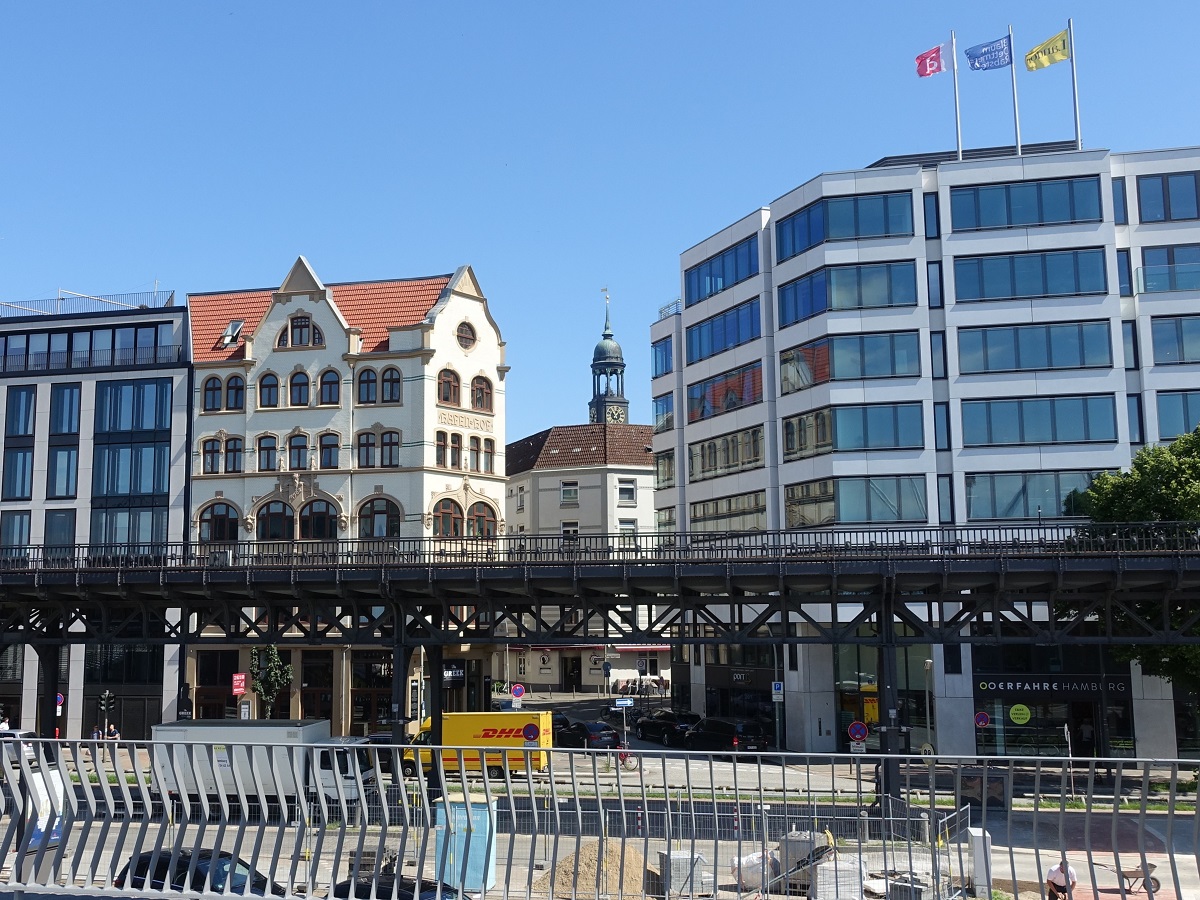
<box><xmin>684</xmin><ymin>235</ymin><xmax>758</xmax><ymax>307</ymax></box>
<box><xmin>685</xmin><ymin>299</ymin><xmax>760</xmax><ymax>364</ymax></box>
<box><xmin>776</xmin><ymin>191</ymin><xmax>913</xmax><ymax>262</ymax></box>
<box><xmin>950</xmin><ymin>176</ymin><xmax>1101</xmax><ymax>230</ymax></box>
<box><xmin>954</xmin><ymin>248</ymin><xmax>1107</xmax><ymax>302</ymax></box>
<box><xmin>780</xmin><ymin>332</ymin><xmax>919</xmax><ymax>393</ymax></box>
<box><xmin>689</xmin><ymin>490</ymin><xmax>766</xmax><ymax>533</ymax></box>
<box><xmin>961</xmin><ymin>395</ymin><xmax>1117</xmax><ymax>446</ymax></box>
<box><xmin>964</xmin><ymin>470</ymin><xmax>1099</xmax><ymax>520</ymax></box>
<box><xmin>685</xmin><ymin>362</ymin><xmax>763</xmax><ymax>424</ymax></box>
<box><xmin>687</xmin><ymin>425</ymin><xmax>764</xmax><ymax>483</ymax></box>
<box><xmin>782</xmin><ymin>403</ymin><xmax>923</xmax><ymax>460</ymax></box>
<box><xmin>958</xmin><ymin>322</ymin><xmax>1112</xmax><ymax>374</ymax></box>
<box><xmin>779</xmin><ymin>261</ymin><xmax>917</xmax><ymax>327</ymax></box>
<box><xmin>785</xmin><ymin>475</ymin><xmax>927</xmax><ymax>527</ymax></box>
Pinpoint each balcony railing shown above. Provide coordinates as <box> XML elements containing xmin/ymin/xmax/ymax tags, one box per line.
<box><xmin>0</xmin><ymin>289</ymin><xmax>176</xmax><ymax>318</ymax></box>
<box><xmin>0</xmin><ymin>344</ymin><xmax>184</xmax><ymax>375</ymax></box>
<box><xmin>1136</xmin><ymin>263</ymin><xmax>1200</xmax><ymax>294</ymax></box>
<box><xmin>2</xmin><ymin>522</ymin><xmax>1199</xmax><ymax>571</ymax></box>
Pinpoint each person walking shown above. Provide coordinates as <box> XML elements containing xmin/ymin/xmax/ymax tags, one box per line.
<box><xmin>106</xmin><ymin>722</ymin><xmax>121</xmax><ymax>740</ymax></box>
<box><xmin>0</xmin><ymin>714</ymin><xmax>10</xmax><ymax>730</ymax></box>
<box><xmin>1046</xmin><ymin>858</ymin><xmax>1078</xmax><ymax>899</ymax></box>
<box><xmin>91</xmin><ymin>724</ymin><xmax>102</xmax><ymax>741</ymax></box>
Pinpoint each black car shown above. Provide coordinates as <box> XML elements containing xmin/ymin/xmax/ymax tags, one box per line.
<box><xmin>331</xmin><ymin>875</ymin><xmax>459</xmax><ymax>899</ymax></box>
<box><xmin>367</xmin><ymin>731</ymin><xmax>405</xmax><ymax>774</ymax></box>
<box><xmin>115</xmin><ymin>850</ymin><xmax>289</xmax><ymax>896</ymax></box>
<box><xmin>683</xmin><ymin>717</ymin><xmax>769</xmax><ymax>754</ymax></box>
<box><xmin>551</xmin><ymin>712</ymin><xmax>572</xmax><ymax>743</ymax></box>
<box><xmin>635</xmin><ymin>709</ymin><xmax>701</xmax><ymax>747</ymax></box>
<box><xmin>557</xmin><ymin>721</ymin><xmax>623</xmax><ymax>750</ymax></box>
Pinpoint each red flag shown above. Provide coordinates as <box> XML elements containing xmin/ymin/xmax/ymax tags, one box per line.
<box><xmin>916</xmin><ymin>44</ymin><xmax>946</xmax><ymax>77</ymax></box>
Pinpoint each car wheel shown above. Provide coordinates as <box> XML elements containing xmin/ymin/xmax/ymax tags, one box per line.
<box><xmin>401</xmin><ymin>762</ymin><xmax>417</xmax><ymax>778</ymax></box>
<box><xmin>662</xmin><ymin>732</ymin><xmax>673</xmax><ymax>748</ymax></box>
<box><xmin>486</xmin><ymin>766</ymin><xmax>504</xmax><ymax>779</ymax></box>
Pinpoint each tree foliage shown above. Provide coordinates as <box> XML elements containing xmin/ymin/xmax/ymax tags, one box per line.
<box><xmin>249</xmin><ymin>645</ymin><xmax>294</xmax><ymax>718</ymax></box>
<box><xmin>1081</xmin><ymin>428</ymin><xmax>1200</xmax><ymax>683</ymax></box>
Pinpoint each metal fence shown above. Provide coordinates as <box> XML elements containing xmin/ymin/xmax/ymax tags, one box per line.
<box><xmin>2</xmin><ymin>737</ymin><xmax>1197</xmax><ymax>898</ymax></box>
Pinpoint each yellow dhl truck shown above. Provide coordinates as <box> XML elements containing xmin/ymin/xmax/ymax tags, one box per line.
<box><xmin>401</xmin><ymin>711</ymin><xmax>552</xmax><ymax>778</ymax></box>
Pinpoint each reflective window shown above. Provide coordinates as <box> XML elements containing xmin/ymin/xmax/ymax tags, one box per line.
<box><xmin>780</xmin><ymin>332</ymin><xmax>919</xmax><ymax>393</ymax></box>
<box><xmin>689</xmin><ymin>490</ymin><xmax>766</xmax><ymax>533</ymax></box>
<box><xmin>468</xmin><ymin>436</ymin><xmax>481</xmax><ymax>471</ymax></box>
<box><xmin>1140</xmin><ymin>244</ymin><xmax>1200</xmax><ymax>293</ymax></box>
<box><xmin>653</xmin><ymin>393</ymin><xmax>674</xmax><ymax>433</ymax></box>
<box><xmin>202</xmin><ymin>377</ymin><xmax>222</xmax><ymax>411</ymax></box>
<box><xmin>290</xmin><ymin>373</ymin><xmax>309</xmax><ymax>406</ymax></box>
<box><xmin>471</xmin><ymin>376</ymin><xmax>493</xmax><ymax>412</ymax></box>
<box><xmin>226</xmin><ymin>376</ymin><xmax>245</xmax><ymax>410</ymax></box>
<box><xmin>201</xmin><ymin>439</ymin><xmax>220</xmax><ymax>474</ymax></box>
<box><xmin>1117</xmin><ymin>249</ymin><xmax>1133</xmax><ymax>297</ymax></box>
<box><xmin>288</xmin><ymin>435</ymin><xmax>308</xmax><ymax>470</ymax></box>
<box><xmin>259</xmin><ymin>374</ymin><xmax>279</xmax><ymax>408</ymax></box>
<box><xmin>319</xmin><ymin>433</ymin><xmax>339</xmax><ymax>469</ymax></box>
<box><xmin>381</xmin><ymin>431</ymin><xmax>400</xmax><ymax>468</ymax></box>
<box><xmin>91</xmin><ymin>443</ymin><xmax>169</xmax><ymax>496</ymax></box>
<box><xmin>95</xmin><ymin>379</ymin><xmax>171</xmax><ymax>433</ymax></box>
<box><xmin>257</xmin><ymin>436</ymin><xmax>278</xmax><ymax>472</ymax></box>
<box><xmin>783</xmin><ymin>403</ymin><xmax>923</xmax><ymax>460</ymax></box>
<box><xmin>655</xmin><ymin>451</ymin><xmax>675</xmax><ymax>489</ymax></box>
<box><xmin>1151</xmin><ymin>315</ymin><xmax>1200</xmax><ymax>364</ymax></box>
<box><xmin>651</xmin><ymin>337</ymin><xmax>673</xmax><ymax>378</ymax></box>
<box><xmin>688</xmin><ymin>426</ymin><xmax>764</xmax><ymax>483</ymax></box>
<box><xmin>319</xmin><ymin>371</ymin><xmax>340</xmax><ymax>405</ymax></box>
<box><xmin>457</xmin><ymin>322</ymin><xmax>477</xmax><ymax>350</ymax></box>
<box><xmin>381</xmin><ymin>368</ymin><xmax>402</xmax><ymax>403</ymax></box>
<box><xmin>958</xmin><ymin>322</ymin><xmax>1112</xmax><ymax>373</ymax></box>
<box><xmin>299</xmin><ymin>500</ymin><xmax>337</xmax><ymax>540</ymax></box>
<box><xmin>686</xmin><ymin>362</ymin><xmax>763</xmax><ymax>423</ymax></box>
<box><xmin>438</xmin><ymin>369</ymin><xmax>460</xmax><ymax>405</ymax></box>
<box><xmin>257</xmin><ymin>500</ymin><xmax>295</xmax><ymax>541</ymax></box>
<box><xmin>1128</xmin><ymin>394</ymin><xmax>1144</xmax><ymax>444</ymax></box>
<box><xmin>357</xmin><ymin>433</ymin><xmax>376</xmax><ymax>468</ymax></box>
<box><xmin>779</xmin><ymin>261</ymin><xmax>917</xmax><ymax>326</ymax></box>
<box><xmin>934</xmin><ymin>403</ymin><xmax>950</xmax><ymax>450</ymax></box>
<box><xmin>5</xmin><ymin>386</ymin><xmax>34</xmax><ymax>437</ymax></box>
<box><xmin>776</xmin><ymin>192</ymin><xmax>913</xmax><ymax>262</ymax></box>
<box><xmin>358</xmin><ymin>370</ymin><xmax>377</xmax><ymax>404</ymax></box>
<box><xmin>1156</xmin><ymin>391</ymin><xmax>1200</xmax><ymax>440</ymax></box>
<box><xmin>432</xmin><ymin>498</ymin><xmax>464</xmax><ymax>537</ymax></box>
<box><xmin>225</xmin><ymin>438</ymin><xmax>243</xmax><ymax>473</ymax></box>
<box><xmin>785</xmin><ymin>476</ymin><xmax>927</xmax><ymax>527</ymax></box>
<box><xmin>359</xmin><ymin>498</ymin><xmax>402</xmax><ymax>538</ymax></box>
<box><xmin>1123</xmin><ymin>321</ymin><xmax>1139</xmax><ymax>370</ymax></box>
<box><xmin>686</xmin><ymin>298</ymin><xmax>760</xmax><ymax>364</ymax></box>
<box><xmin>1113</xmin><ymin>177</ymin><xmax>1128</xmax><ymax>225</ymax></box>
<box><xmin>0</xmin><ymin>510</ymin><xmax>30</xmax><ymax>550</ymax></box>
<box><xmin>965</xmin><ymin>470</ymin><xmax>1099</xmax><ymax>520</ymax></box>
<box><xmin>927</xmin><ymin>262</ymin><xmax>943</xmax><ymax>308</ymax></box>
<box><xmin>962</xmin><ymin>395</ymin><xmax>1117</xmax><ymax>446</ymax></box>
<box><xmin>483</xmin><ymin>438</ymin><xmax>495</xmax><ymax>474</ymax></box>
<box><xmin>1138</xmin><ymin>171</ymin><xmax>1200</xmax><ymax>223</ymax></box>
<box><xmin>199</xmin><ymin>502</ymin><xmax>240</xmax><ymax>543</ymax></box>
<box><xmin>685</xmin><ymin>234</ymin><xmax>759</xmax><ymax>307</ymax></box>
<box><xmin>467</xmin><ymin>502</ymin><xmax>496</xmax><ymax>537</ymax></box>
<box><xmin>449</xmin><ymin>433</ymin><xmax>462</xmax><ymax>468</ymax></box>
<box><xmin>950</xmin><ymin>176</ymin><xmax>1101</xmax><ymax>230</ymax></box>
<box><xmin>435</xmin><ymin>431</ymin><xmax>448</xmax><ymax>467</ymax></box>
<box><xmin>954</xmin><ymin>249</ymin><xmax>1107</xmax><ymax>301</ymax></box>
<box><xmin>47</xmin><ymin>446</ymin><xmax>78</xmax><ymax>498</ymax></box>
<box><xmin>923</xmin><ymin>192</ymin><xmax>940</xmax><ymax>239</ymax></box>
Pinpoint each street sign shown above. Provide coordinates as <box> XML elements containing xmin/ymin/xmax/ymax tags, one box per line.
<box><xmin>847</xmin><ymin>720</ymin><xmax>869</xmax><ymax>742</ymax></box>
<box><xmin>511</xmin><ymin>683</ymin><xmax>525</xmax><ymax>699</ymax></box>
<box><xmin>975</xmin><ymin>711</ymin><xmax>990</xmax><ymax>728</ymax></box>
<box><xmin>772</xmin><ymin>681</ymin><xmax>783</xmax><ymax>702</ymax></box>
<box><xmin>603</xmin><ymin>662</ymin><xmax>612</xmax><ymax>676</ymax></box>
<box><xmin>55</xmin><ymin>693</ymin><xmax>64</xmax><ymax>706</ymax></box>
<box><xmin>232</xmin><ymin>673</ymin><xmax>247</xmax><ymax>696</ymax></box>
<box><xmin>920</xmin><ymin>743</ymin><xmax>935</xmax><ymax>756</ymax></box>
<box><xmin>615</xmin><ymin>698</ymin><xmax>634</xmax><ymax>707</ymax></box>
<box><xmin>850</xmin><ymin>741</ymin><xmax>866</xmax><ymax>754</ymax></box>
<box><xmin>522</xmin><ymin>723</ymin><xmax>540</xmax><ymax>741</ymax></box>
<box><xmin>636</xmin><ymin>659</ymin><xmax>646</xmax><ymax>671</ymax></box>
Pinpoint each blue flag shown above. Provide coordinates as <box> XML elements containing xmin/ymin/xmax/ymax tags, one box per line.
<box><xmin>964</xmin><ymin>35</ymin><xmax>1013</xmax><ymax>71</ymax></box>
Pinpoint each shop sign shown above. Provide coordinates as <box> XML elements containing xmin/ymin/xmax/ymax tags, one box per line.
<box><xmin>442</xmin><ymin>663</ymin><xmax>466</xmax><ymax>687</ymax></box>
<box><xmin>975</xmin><ymin>674</ymin><xmax>1130</xmax><ymax>698</ymax></box>
<box><xmin>1008</xmin><ymin>704</ymin><xmax>1031</xmax><ymax>725</ymax></box>
<box><xmin>731</xmin><ymin>669</ymin><xmax>753</xmax><ymax>684</ymax></box>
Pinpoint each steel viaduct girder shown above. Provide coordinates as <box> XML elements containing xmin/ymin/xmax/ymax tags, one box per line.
<box><xmin>1</xmin><ymin>552</ymin><xmax>1200</xmax><ymax>646</ymax></box>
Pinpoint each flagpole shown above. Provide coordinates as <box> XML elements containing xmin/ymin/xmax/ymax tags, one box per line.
<box><xmin>1009</xmin><ymin>25</ymin><xmax>1022</xmax><ymax>155</ymax></box>
<box><xmin>1068</xmin><ymin>18</ymin><xmax>1082</xmax><ymax>149</ymax></box>
<box><xmin>952</xmin><ymin>31</ymin><xmax>962</xmax><ymax>161</ymax></box>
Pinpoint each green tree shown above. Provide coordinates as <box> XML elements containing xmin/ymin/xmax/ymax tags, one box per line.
<box><xmin>1080</xmin><ymin>427</ymin><xmax>1200</xmax><ymax>682</ymax></box>
<box><xmin>249</xmin><ymin>645</ymin><xmax>294</xmax><ymax>718</ymax></box>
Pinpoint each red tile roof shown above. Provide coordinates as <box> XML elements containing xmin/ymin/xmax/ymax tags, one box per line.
<box><xmin>189</xmin><ymin>276</ymin><xmax>453</xmax><ymax>363</ymax></box>
<box><xmin>506</xmin><ymin>424</ymin><xmax>654</xmax><ymax>476</ymax></box>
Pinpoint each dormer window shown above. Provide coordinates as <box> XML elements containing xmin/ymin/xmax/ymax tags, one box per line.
<box><xmin>220</xmin><ymin>320</ymin><xmax>244</xmax><ymax>347</ymax></box>
<box><xmin>277</xmin><ymin>316</ymin><xmax>324</xmax><ymax>348</ymax></box>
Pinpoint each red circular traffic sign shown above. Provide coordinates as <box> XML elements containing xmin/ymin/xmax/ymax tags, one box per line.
<box><xmin>975</xmin><ymin>711</ymin><xmax>990</xmax><ymax>728</ymax></box>
<box><xmin>511</xmin><ymin>683</ymin><xmax>525</xmax><ymax>699</ymax></box>
<box><xmin>847</xmin><ymin>720</ymin><xmax>868</xmax><ymax>742</ymax></box>
<box><xmin>522</xmin><ymin>723</ymin><xmax>540</xmax><ymax>741</ymax></box>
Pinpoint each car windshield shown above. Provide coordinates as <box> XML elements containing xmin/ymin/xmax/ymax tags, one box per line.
<box><xmin>200</xmin><ymin>856</ymin><xmax>265</xmax><ymax>894</ymax></box>
<box><xmin>737</xmin><ymin>723</ymin><xmax>767</xmax><ymax>736</ymax></box>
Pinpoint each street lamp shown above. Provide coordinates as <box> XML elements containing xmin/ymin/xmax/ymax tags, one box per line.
<box><xmin>923</xmin><ymin>659</ymin><xmax>934</xmax><ymax>751</ymax></box>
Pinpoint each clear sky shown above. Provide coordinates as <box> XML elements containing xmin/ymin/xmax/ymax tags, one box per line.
<box><xmin>0</xmin><ymin>1</ymin><xmax>1196</xmax><ymax>441</ymax></box>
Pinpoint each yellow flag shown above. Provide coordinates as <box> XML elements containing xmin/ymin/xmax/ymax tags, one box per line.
<box><xmin>1025</xmin><ymin>29</ymin><xmax>1070</xmax><ymax>71</ymax></box>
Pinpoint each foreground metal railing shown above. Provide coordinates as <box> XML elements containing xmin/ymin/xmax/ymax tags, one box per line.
<box><xmin>2</xmin><ymin>737</ymin><xmax>1197</xmax><ymax>898</ymax></box>
<box><xmin>3</xmin><ymin>521</ymin><xmax>1200</xmax><ymax>572</ymax></box>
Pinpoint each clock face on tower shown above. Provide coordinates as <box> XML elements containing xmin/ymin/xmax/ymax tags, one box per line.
<box><xmin>606</xmin><ymin>406</ymin><xmax>626</xmax><ymax>423</ymax></box>
<box><xmin>589</xmin><ymin>407</ymin><xmax>597</xmax><ymax>423</ymax></box>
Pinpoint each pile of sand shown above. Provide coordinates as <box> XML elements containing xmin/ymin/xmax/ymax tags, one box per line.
<box><xmin>532</xmin><ymin>837</ymin><xmax>647</xmax><ymax>898</ymax></box>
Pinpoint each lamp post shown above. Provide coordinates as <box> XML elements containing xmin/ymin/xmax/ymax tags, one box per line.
<box><xmin>923</xmin><ymin>659</ymin><xmax>934</xmax><ymax>751</ymax></box>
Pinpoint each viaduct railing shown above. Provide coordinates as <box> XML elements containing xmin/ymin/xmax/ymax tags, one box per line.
<box><xmin>1</xmin><ymin>736</ymin><xmax>1196</xmax><ymax>899</ymax></box>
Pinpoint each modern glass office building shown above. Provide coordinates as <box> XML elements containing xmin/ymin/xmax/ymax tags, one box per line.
<box><xmin>651</xmin><ymin>142</ymin><xmax>1200</xmax><ymax>757</ymax></box>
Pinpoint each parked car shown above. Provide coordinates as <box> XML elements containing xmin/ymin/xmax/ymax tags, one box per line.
<box><xmin>556</xmin><ymin>721</ymin><xmax>623</xmax><ymax>750</ymax></box>
<box><xmin>115</xmin><ymin>849</ymin><xmax>289</xmax><ymax>896</ymax></box>
<box><xmin>0</xmin><ymin>729</ymin><xmax>38</xmax><ymax>764</ymax></box>
<box><xmin>634</xmin><ymin>709</ymin><xmax>701</xmax><ymax>747</ymax></box>
<box><xmin>551</xmin><ymin>713</ymin><xmax>572</xmax><ymax>744</ymax></box>
<box><xmin>367</xmin><ymin>731</ymin><xmax>405</xmax><ymax>774</ymax></box>
<box><xmin>683</xmin><ymin>717</ymin><xmax>769</xmax><ymax>755</ymax></box>
<box><xmin>331</xmin><ymin>875</ymin><xmax>459</xmax><ymax>899</ymax></box>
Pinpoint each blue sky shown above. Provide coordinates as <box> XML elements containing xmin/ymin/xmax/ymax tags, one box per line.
<box><xmin>0</xmin><ymin>2</ymin><xmax>1196</xmax><ymax>440</ymax></box>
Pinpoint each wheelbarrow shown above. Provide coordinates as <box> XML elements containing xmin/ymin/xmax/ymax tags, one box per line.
<box><xmin>1096</xmin><ymin>861</ymin><xmax>1160</xmax><ymax>893</ymax></box>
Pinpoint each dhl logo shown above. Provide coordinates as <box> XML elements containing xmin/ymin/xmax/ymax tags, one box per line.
<box><xmin>473</xmin><ymin>728</ymin><xmax>530</xmax><ymax>739</ymax></box>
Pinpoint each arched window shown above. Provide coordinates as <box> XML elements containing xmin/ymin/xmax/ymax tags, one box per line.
<box><xmin>457</xmin><ymin>322</ymin><xmax>477</xmax><ymax>350</ymax></box>
<box><xmin>276</xmin><ymin>327</ymin><xmax>289</xmax><ymax>348</ymax></box>
<box><xmin>358</xmin><ymin>370</ymin><xmax>377</xmax><ymax>404</ymax></box>
<box><xmin>202</xmin><ymin>438</ymin><xmax>221</xmax><ymax>474</ymax></box>
<box><xmin>300</xmin><ymin>499</ymin><xmax>338</xmax><ymax>540</ymax></box>
<box><xmin>359</xmin><ymin>498</ymin><xmax>402</xmax><ymax>538</ymax></box>
<box><xmin>382</xmin><ymin>368</ymin><xmax>401</xmax><ymax>404</ymax></box>
<box><xmin>291</xmin><ymin>316</ymin><xmax>311</xmax><ymax>347</ymax></box>
<box><xmin>468</xmin><ymin>436</ymin><xmax>481</xmax><ymax>472</ymax></box>
<box><xmin>467</xmin><ymin>502</ymin><xmax>497</xmax><ymax>537</ymax></box>
<box><xmin>450</xmin><ymin>433</ymin><xmax>463</xmax><ymax>468</ymax></box>
<box><xmin>288</xmin><ymin>434</ymin><xmax>309</xmax><ymax>470</ymax></box>
<box><xmin>259</xmin><ymin>374</ymin><xmax>279</xmax><ymax>408</ymax></box>
<box><xmin>483</xmin><ymin>439</ymin><xmax>495</xmax><ymax>474</ymax></box>
<box><xmin>438</xmin><ymin>369</ymin><xmax>460</xmax><ymax>405</ymax></box>
<box><xmin>257</xmin><ymin>500</ymin><xmax>295</xmax><ymax>540</ymax></box>
<box><xmin>471</xmin><ymin>376</ymin><xmax>492</xmax><ymax>412</ymax></box>
<box><xmin>198</xmin><ymin>502</ymin><xmax>240</xmax><ymax>543</ymax></box>
<box><xmin>258</xmin><ymin>436</ymin><xmax>278</xmax><ymax>472</ymax></box>
<box><xmin>357</xmin><ymin>433</ymin><xmax>376</xmax><ymax>468</ymax></box>
<box><xmin>432</xmin><ymin>498</ymin><xmax>463</xmax><ymax>537</ymax></box>
<box><xmin>226</xmin><ymin>376</ymin><xmax>245</xmax><ymax>410</ymax></box>
<box><xmin>225</xmin><ymin>438</ymin><xmax>244</xmax><ymax>473</ymax></box>
<box><xmin>435</xmin><ymin>431</ymin><xmax>448</xmax><ymax>467</ymax></box>
<box><xmin>290</xmin><ymin>372</ymin><xmax>309</xmax><ymax>406</ymax></box>
<box><xmin>381</xmin><ymin>431</ymin><xmax>400</xmax><ymax>468</ymax></box>
<box><xmin>319</xmin><ymin>433</ymin><xmax>339</xmax><ymax>469</ymax></box>
<box><xmin>319</xmin><ymin>370</ymin><xmax>340</xmax><ymax>405</ymax></box>
<box><xmin>203</xmin><ymin>377</ymin><xmax>222</xmax><ymax>411</ymax></box>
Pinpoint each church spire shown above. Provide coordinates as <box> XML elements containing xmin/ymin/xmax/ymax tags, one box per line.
<box><xmin>589</xmin><ymin>288</ymin><xmax>629</xmax><ymax>424</ymax></box>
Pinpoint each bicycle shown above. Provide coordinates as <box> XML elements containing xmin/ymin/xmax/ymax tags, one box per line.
<box><xmin>616</xmin><ymin>744</ymin><xmax>640</xmax><ymax>771</ymax></box>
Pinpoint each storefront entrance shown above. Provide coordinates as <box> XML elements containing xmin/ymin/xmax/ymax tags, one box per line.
<box><xmin>974</xmin><ymin>678</ymin><xmax>1132</xmax><ymax>757</ymax></box>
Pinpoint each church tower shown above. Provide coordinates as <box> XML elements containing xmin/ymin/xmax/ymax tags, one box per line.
<box><xmin>588</xmin><ymin>299</ymin><xmax>629</xmax><ymax>424</ymax></box>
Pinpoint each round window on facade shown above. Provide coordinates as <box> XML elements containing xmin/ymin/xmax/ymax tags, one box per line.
<box><xmin>456</xmin><ymin>322</ymin><xmax>477</xmax><ymax>350</ymax></box>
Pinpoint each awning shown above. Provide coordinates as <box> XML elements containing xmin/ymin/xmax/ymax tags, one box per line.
<box><xmin>617</xmin><ymin>645</ymin><xmax>670</xmax><ymax>653</ymax></box>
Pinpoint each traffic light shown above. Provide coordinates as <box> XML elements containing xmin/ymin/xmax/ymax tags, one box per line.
<box><xmin>98</xmin><ymin>690</ymin><xmax>115</xmax><ymax>714</ymax></box>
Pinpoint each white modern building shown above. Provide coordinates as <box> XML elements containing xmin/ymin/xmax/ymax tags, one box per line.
<box><xmin>185</xmin><ymin>256</ymin><xmax>507</xmax><ymax>733</ymax></box>
<box><xmin>0</xmin><ymin>291</ymin><xmax>190</xmax><ymax>740</ymax></box>
<box><xmin>504</xmin><ymin>311</ymin><xmax>660</xmax><ymax>694</ymax></box>
<box><xmin>651</xmin><ymin>141</ymin><xmax>1200</xmax><ymax>759</ymax></box>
